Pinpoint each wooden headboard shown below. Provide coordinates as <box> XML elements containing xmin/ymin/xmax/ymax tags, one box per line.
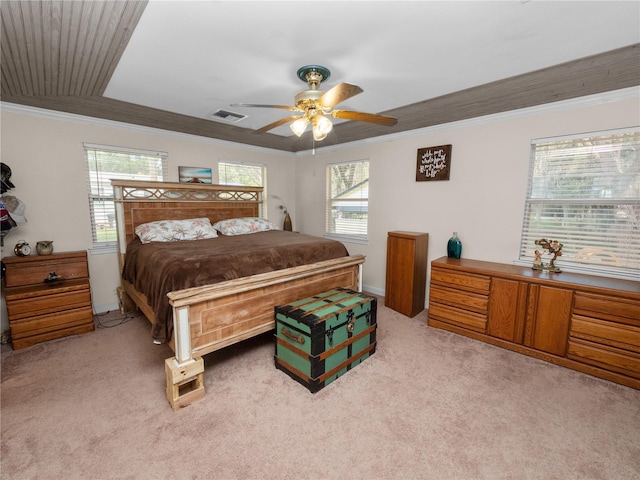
<box><xmin>112</xmin><ymin>180</ymin><xmax>263</xmax><ymax>268</ymax></box>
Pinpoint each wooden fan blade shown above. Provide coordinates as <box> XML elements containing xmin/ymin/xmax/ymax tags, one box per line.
<box><xmin>256</xmin><ymin>116</ymin><xmax>304</xmax><ymax>133</ymax></box>
<box><xmin>331</xmin><ymin>110</ymin><xmax>398</xmax><ymax>126</ymax></box>
<box><xmin>319</xmin><ymin>83</ymin><xmax>363</xmax><ymax>108</ymax></box>
<box><xmin>232</xmin><ymin>103</ymin><xmax>298</xmax><ymax>111</ymax></box>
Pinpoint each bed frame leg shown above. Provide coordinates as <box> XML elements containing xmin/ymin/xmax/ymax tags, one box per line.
<box><xmin>165</xmin><ymin>357</ymin><xmax>205</xmax><ymax>410</ymax></box>
<box><xmin>117</xmin><ymin>286</ymin><xmax>137</xmax><ymax>313</ymax></box>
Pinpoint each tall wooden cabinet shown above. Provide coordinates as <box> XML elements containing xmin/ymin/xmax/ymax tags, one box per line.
<box><xmin>385</xmin><ymin>231</ymin><xmax>428</xmax><ymax>317</ymax></box>
<box><xmin>428</xmin><ymin>256</ymin><xmax>640</xmax><ymax>389</ymax></box>
<box><xmin>3</xmin><ymin>251</ymin><xmax>94</xmax><ymax>349</ymax></box>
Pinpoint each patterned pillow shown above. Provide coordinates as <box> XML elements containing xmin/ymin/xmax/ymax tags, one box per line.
<box><xmin>135</xmin><ymin>218</ymin><xmax>218</xmax><ymax>243</ymax></box>
<box><xmin>213</xmin><ymin>217</ymin><xmax>278</xmax><ymax>236</ymax></box>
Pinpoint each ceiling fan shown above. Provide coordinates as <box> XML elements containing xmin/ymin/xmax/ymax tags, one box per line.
<box><xmin>232</xmin><ymin>65</ymin><xmax>398</xmax><ymax>141</ymax></box>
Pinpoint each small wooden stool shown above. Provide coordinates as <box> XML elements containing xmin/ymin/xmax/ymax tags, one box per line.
<box><xmin>165</xmin><ymin>357</ymin><xmax>205</xmax><ymax>410</ymax></box>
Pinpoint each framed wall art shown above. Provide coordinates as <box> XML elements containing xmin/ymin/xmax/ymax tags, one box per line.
<box><xmin>416</xmin><ymin>144</ymin><xmax>452</xmax><ymax>182</ymax></box>
<box><xmin>178</xmin><ymin>166</ymin><xmax>213</xmax><ymax>184</ymax></box>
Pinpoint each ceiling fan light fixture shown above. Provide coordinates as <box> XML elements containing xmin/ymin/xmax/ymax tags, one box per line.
<box><xmin>290</xmin><ymin>117</ymin><xmax>309</xmax><ymax>137</ymax></box>
<box><xmin>312</xmin><ymin>114</ymin><xmax>333</xmax><ymax>141</ymax></box>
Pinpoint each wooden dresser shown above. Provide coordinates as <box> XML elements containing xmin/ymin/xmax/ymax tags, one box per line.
<box><xmin>3</xmin><ymin>251</ymin><xmax>94</xmax><ymax>350</ymax></box>
<box><xmin>385</xmin><ymin>231</ymin><xmax>429</xmax><ymax>317</ymax></box>
<box><xmin>427</xmin><ymin>256</ymin><xmax>640</xmax><ymax>389</ymax></box>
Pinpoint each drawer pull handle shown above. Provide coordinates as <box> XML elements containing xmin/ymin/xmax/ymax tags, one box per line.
<box><xmin>281</xmin><ymin>327</ymin><xmax>305</xmax><ymax>345</ymax></box>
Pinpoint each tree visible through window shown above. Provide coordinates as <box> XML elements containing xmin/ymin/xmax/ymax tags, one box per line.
<box><xmin>326</xmin><ymin>160</ymin><xmax>369</xmax><ymax>241</ymax></box>
<box><xmin>519</xmin><ymin>128</ymin><xmax>639</xmax><ymax>277</ymax></box>
<box><xmin>218</xmin><ymin>161</ymin><xmax>265</xmax><ymax>188</ymax></box>
<box><xmin>84</xmin><ymin>143</ymin><xmax>167</xmax><ymax>249</ymax></box>
<box><xmin>218</xmin><ymin>161</ymin><xmax>267</xmax><ymax>216</ymax></box>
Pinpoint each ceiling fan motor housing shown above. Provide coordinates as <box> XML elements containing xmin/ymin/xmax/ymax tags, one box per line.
<box><xmin>294</xmin><ymin>90</ymin><xmax>327</xmax><ymax>114</ymax></box>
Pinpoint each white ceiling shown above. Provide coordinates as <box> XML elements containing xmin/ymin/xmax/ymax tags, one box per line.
<box><xmin>103</xmin><ymin>1</ymin><xmax>640</xmax><ymax>138</ymax></box>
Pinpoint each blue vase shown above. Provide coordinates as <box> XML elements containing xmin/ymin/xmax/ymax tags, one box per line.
<box><xmin>447</xmin><ymin>232</ymin><xmax>462</xmax><ymax>259</ymax></box>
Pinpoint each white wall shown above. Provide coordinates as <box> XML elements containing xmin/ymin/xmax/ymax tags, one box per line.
<box><xmin>1</xmin><ymin>90</ymin><xmax>638</xmax><ymax>335</ymax></box>
<box><xmin>295</xmin><ymin>91</ymin><xmax>640</xmax><ymax>297</ymax></box>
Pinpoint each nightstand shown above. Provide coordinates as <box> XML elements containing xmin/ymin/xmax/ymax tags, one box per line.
<box><xmin>3</xmin><ymin>251</ymin><xmax>94</xmax><ymax>349</ymax></box>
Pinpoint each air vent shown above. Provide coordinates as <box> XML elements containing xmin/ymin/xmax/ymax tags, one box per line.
<box><xmin>208</xmin><ymin>109</ymin><xmax>247</xmax><ymax>123</ymax></box>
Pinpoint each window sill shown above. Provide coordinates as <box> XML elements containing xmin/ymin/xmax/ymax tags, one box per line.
<box><xmin>89</xmin><ymin>244</ymin><xmax>118</xmax><ymax>255</ymax></box>
<box><xmin>323</xmin><ymin>233</ymin><xmax>368</xmax><ymax>245</ymax></box>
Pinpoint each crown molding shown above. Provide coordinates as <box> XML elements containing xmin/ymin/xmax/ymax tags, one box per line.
<box><xmin>295</xmin><ymin>86</ymin><xmax>640</xmax><ymax>156</ymax></box>
<box><xmin>0</xmin><ymin>101</ymin><xmax>293</xmax><ymax>156</ymax></box>
<box><xmin>3</xmin><ymin>85</ymin><xmax>638</xmax><ymax>158</ymax></box>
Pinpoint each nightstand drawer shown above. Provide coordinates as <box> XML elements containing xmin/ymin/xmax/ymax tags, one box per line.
<box><xmin>9</xmin><ymin>306</ymin><xmax>94</xmax><ymax>338</ymax></box>
<box><xmin>6</xmin><ymin>282</ymin><xmax>91</xmax><ymax>319</ymax></box>
<box><xmin>3</xmin><ymin>251</ymin><xmax>89</xmax><ymax>288</ymax></box>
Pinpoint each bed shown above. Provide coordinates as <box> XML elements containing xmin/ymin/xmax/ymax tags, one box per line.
<box><xmin>112</xmin><ymin>180</ymin><xmax>365</xmax><ymax>408</ymax></box>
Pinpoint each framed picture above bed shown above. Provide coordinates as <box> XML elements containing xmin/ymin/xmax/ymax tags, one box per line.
<box><xmin>179</xmin><ymin>166</ymin><xmax>213</xmax><ymax>184</ymax></box>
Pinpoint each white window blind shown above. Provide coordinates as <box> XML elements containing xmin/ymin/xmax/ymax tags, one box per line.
<box><xmin>84</xmin><ymin>143</ymin><xmax>168</xmax><ymax>250</ymax></box>
<box><xmin>519</xmin><ymin>128</ymin><xmax>639</xmax><ymax>278</ymax></box>
<box><xmin>326</xmin><ymin>160</ymin><xmax>369</xmax><ymax>241</ymax></box>
<box><xmin>218</xmin><ymin>161</ymin><xmax>267</xmax><ymax>216</ymax></box>
<box><xmin>218</xmin><ymin>161</ymin><xmax>266</xmax><ymax>188</ymax></box>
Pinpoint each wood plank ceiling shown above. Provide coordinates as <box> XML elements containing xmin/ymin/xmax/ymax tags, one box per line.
<box><xmin>2</xmin><ymin>0</ymin><xmax>639</xmax><ymax>153</ymax></box>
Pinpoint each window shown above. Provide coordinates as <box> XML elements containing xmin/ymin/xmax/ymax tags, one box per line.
<box><xmin>218</xmin><ymin>161</ymin><xmax>267</xmax><ymax>215</ymax></box>
<box><xmin>218</xmin><ymin>161</ymin><xmax>266</xmax><ymax>188</ymax></box>
<box><xmin>84</xmin><ymin>143</ymin><xmax>168</xmax><ymax>251</ymax></box>
<box><xmin>519</xmin><ymin>128</ymin><xmax>639</xmax><ymax>278</ymax></box>
<box><xmin>326</xmin><ymin>160</ymin><xmax>369</xmax><ymax>242</ymax></box>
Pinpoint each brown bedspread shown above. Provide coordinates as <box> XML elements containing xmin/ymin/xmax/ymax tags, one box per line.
<box><xmin>122</xmin><ymin>230</ymin><xmax>349</xmax><ymax>342</ymax></box>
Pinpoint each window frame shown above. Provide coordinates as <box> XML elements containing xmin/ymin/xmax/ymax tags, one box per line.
<box><xmin>84</xmin><ymin>143</ymin><xmax>168</xmax><ymax>254</ymax></box>
<box><xmin>218</xmin><ymin>160</ymin><xmax>267</xmax><ymax>217</ymax></box>
<box><xmin>325</xmin><ymin>159</ymin><xmax>369</xmax><ymax>244</ymax></box>
<box><xmin>518</xmin><ymin>127</ymin><xmax>639</xmax><ymax>280</ymax></box>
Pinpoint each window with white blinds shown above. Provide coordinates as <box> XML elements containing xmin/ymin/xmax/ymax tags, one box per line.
<box><xmin>218</xmin><ymin>161</ymin><xmax>267</xmax><ymax>216</ymax></box>
<box><xmin>519</xmin><ymin>128</ymin><xmax>639</xmax><ymax>278</ymax></box>
<box><xmin>84</xmin><ymin>143</ymin><xmax>168</xmax><ymax>251</ymax></box>
<box><xmin>218</xmin><ymin>161</ymin><xmax>266</xmax><ymax>188</ymax></box>
<box><xmin>326</xmin><ymin>160</ymin><xmax>369</xmax><ymax>242</ymax></box>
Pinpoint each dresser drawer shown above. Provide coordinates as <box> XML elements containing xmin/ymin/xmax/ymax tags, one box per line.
<box><xmin>430</xmin><ymin>268</ymin><xmax>490</xmax><ymax>294</ymax></box>
<box><xmin>429</xmin><ymin>284</ymin><xmax>488</xmax><ymax>314</ymax></box>
<box><xmin>568</xmin><ymin>338</ymin><xmax>640</xmax><ymax>379</ymax></box>
<box><xmin>573</xmin><ymin>292</ymin><xmax>640</xmax><ymax>326</ymax></box>
<box><xmin>570</xmin><ymin>315</ymin><xmax>640</xmax><ymax>353</ymax></box>
<box><xmin>428</xmin><ymin>303</ymin><xmax>487</xmax><ymax>333</ymax></box>
<box><xmin>6</xmin><ymin>283</ymin><xmax>91</xmax><ymax>320</ymax></box>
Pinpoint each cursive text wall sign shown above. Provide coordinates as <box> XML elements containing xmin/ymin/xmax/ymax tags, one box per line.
<box><xmin>416</xmin><ymin>144</ymin><xmax>452</xmax><ymax>181</ymax></box>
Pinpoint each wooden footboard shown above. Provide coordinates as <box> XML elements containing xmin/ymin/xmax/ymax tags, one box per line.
<box><xmin>168</xmin><ymin>255</ymin><xmax>365</xmax><ymax>363</ymax></box>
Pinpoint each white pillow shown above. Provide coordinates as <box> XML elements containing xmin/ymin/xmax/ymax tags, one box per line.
<box><xmin>213</xmin><ymin>217</ymin><xmax>277</xmax><ymax>236</ymax></box>
<box><xmin>135</xmin><ymin>218</ymin><xmax>218</xmax><ymax>244</ymax></box>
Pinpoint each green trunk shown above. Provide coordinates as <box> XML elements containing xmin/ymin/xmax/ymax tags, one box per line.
<box><xmin>274</xmin><ymin>288</ymin><xmax>377</xmax><ymax>393</ymax></box>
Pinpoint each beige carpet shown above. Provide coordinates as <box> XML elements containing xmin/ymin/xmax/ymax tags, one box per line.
<box><xmin>2</xmin><ymin>297</ymin><xmax>639</xmax><ymax>480</ymax></box>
